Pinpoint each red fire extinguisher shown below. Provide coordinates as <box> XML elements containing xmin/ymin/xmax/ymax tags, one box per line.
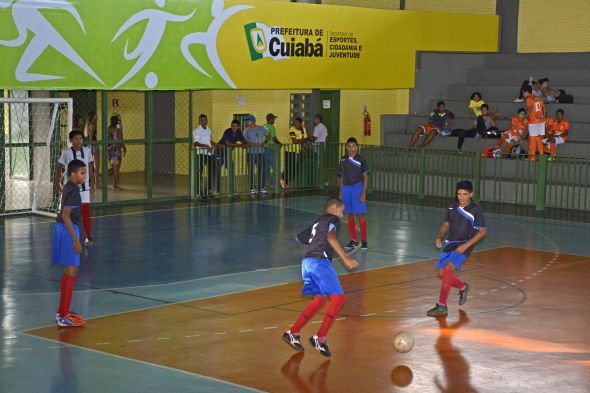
<box><xmin>363</xmin><ymin>105</ymin><xmax>371</xmax><ymax>136</ymax></box>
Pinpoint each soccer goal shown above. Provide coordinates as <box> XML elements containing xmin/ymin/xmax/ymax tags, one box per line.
<box><xmin>0</xmin><ymin>97</ymin><xmax>73</xmax><ymax>217</ymax></box>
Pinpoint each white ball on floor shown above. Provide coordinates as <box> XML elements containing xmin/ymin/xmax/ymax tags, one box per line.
<box><xmin>393</xmin><ymin>332</ymin><xmax>414</xmax><ymax>353</ymax></box>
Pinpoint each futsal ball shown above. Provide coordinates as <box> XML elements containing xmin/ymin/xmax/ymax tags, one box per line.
<box><xmin>393</xmin><ymin>332</ymin><xmax>414</xmax><ymax>353</ymax></box>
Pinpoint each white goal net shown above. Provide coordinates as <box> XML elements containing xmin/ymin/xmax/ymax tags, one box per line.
<box><xmin>0</xmin><ymin>97</ymin><xmax>72</xmax><ymax>217</ymax></box>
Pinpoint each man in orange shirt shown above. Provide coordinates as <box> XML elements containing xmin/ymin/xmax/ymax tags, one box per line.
<box><xmin>493</xmin><ymin>108</ymin><xmax>528</xmax><ymax>157</ymax></box>
<box><xmin>543</xmin><ymin>109</ymin><xmax>570</xmax><ymax>156</ymax></box>
<box><xmin>523</xmin><ymin>86</ymin><xmax>546</xmax><ymax>161</ymax></box>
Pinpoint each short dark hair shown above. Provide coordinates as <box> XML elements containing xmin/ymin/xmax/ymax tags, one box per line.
<box><xmin>294</xmin><ymin>117</ymin><xmax>303</xmax><ymax>123</ymax></box>
<box><xmin>67</xmin><ymin>159</ymin><xmax>86</xmax><ymax>176</ymax></box>
<box><xmin>231</xmin><ymin>119</ymin><xmax>240</xmax><ymax>126</ymax></box>
<box><xmin>470</xmin><ymin>92</ymin><xmax>482</xmax><ymax>100</ymax></box>
<box><xmin>480</xmin><ymin>104</ymin><xmax>489</xmax><ymax>110</ymax></box>
<box><xmin>346</xmin><ymin>137</ymin><xmax>358</xmax><ymax>145</ymax></box>
<box><xmin>523</xmin><ymin>86</ymin><xmax>533</xmax><ymax>94</ymax></box>
<box><xmin>69</xmin><ymin>130</ymin><xmax>83</xmax><ymax>141</ymax></box>
<box><xmin>437</xmin><ymin>101</ymin><xmax>445</xmax><ymax>107</ymax></box>
<box><xmin>517</xmin><ymin>107</ymin><xmax>526</xmax><ymax>114</ymax></box>
<box><xmin>325</xmin><ymin>198</ymin><xmax>344</xmax><ymax>211</ymax></box>
<box><xmin>110</xmin><ymin>115</ymin><xmax>119</xmax><ymax>127</ymax></box>
<box><xmin>456</xmin><ymin>180</ymin><xmax>473</xmax><ymax>193</ymax></box>
<box><xmin>314</xmin><ymin>114</ymin><xmax>323</xmax><ymax>122</ymax></box>
<box><xmin>199</xmin><ymin>114</ymin><xmax>207</xmax><ymax>120</ymax></box>
<box><xmin>556</xmin><ymin>109</ymin><xmax>565</xmax><ymax>115</ymax></box>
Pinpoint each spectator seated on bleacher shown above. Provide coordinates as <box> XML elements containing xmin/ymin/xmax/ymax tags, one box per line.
<box><xmin>515</xmin><ymin>77</ymin><xmax>573</xmax><ymax>104</ymax></box>
<box><xmin>468</xmin><ymin>92</ymin><xmax>485</xmax><ymax>119</ymax></box>
<box><xmin>493</xmin><ymin>107</ymin><xmax>528</xmax><ymax>157</ymax></box>
<box><xmin>408</xmin><ymin>101</ymin><xmax>455</xmax><ymax>148</ymax></box>
<box><xmin>542</xmin><ymin>109</ymin><xmax>570</xmax><ymax>156</ymax></box>
<box><xmin>457</xmin><ymin>104</ymin><xmax>501</xmax><ymax>150</ymax></box>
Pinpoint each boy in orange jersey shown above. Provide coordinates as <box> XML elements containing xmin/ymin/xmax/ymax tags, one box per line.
<box><xmin>523</xmin><ymin>86</ymin><xmax>546</xmax><ymax>161</ymax></box>
<box><xmin>543</xmin><ymin>109</ymin><xmax>570</xmax><ymax>156</ymax></box>
<box><xmin>493</xmin><ymin>108</ymin><xmax>528</xmax><ymax>157</ymax></box>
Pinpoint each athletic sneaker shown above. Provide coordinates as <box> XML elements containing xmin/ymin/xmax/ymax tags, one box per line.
<box><xmin>427</xmin><ymin>303</ymin><xmax>448</xmax><ymax>317</ymax></box>
<box><xmin>459</xmin><ymin>283</ymin><xmax>470</xmax><ymax>305</ymax></box>
<box><xmin>282</xmin><ymin>331</ymin><xmax>305</xmax><ymax>352</ymax></box>
<box><xmin>56</xmin><ymin>312</ymin><xmax>86</xmax><ymax>324</ymax></box>
<box><xmin>85</xmin><ymin>237</ymin><xmax>94</xmax><ymax>246</ymax></box>
<box><xmin>250</xmin><ymin>189</ymin><xmax>257</xmax><ymax>194</ymax></box>
<box><xmin>56</xmin><ymin>314</ymin><xmax>85</xmax><ymax>327</ymax></box>
<box><xmin>360</xmin><ymin>241</ymin><xmax>368</xmax><ymax>250</ymax></box>
<box><xmin>344</xmin><ymin>240</ymin><xmax>359</xmax><ymax>250</ymax></box>
<box><xmin>309</xmin><ymin>335</ymin><xmax>331</xmax><ymax>357</ymax></box>
<box><xmin>260</xmin><ymin>188</ymin><xmax>268</xmax><ymax>194</ymax></box>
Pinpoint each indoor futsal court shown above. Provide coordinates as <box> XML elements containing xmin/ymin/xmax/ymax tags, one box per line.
<box><xmin>2</xmin><ymin>0</ymin><xmax>590</xmax><ymax>392</ymax></box>
<box><xmin>2</xmin><ymin>195</ymin><xmax>589</xmax><ymax>392</ymax></box>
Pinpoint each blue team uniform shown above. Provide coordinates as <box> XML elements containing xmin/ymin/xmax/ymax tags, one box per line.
<box><xmin>51</xmin><ymin>181</ymin><xmax>82</xmax><ymax>266</ymax></box>
<box><xmin>436</xmin><ymin>201</ymin><xmax>486</xmax><ymax>270</ymax></box>
<box><xmin>338</xmin><ymin>154</ymin><xmax>369</xmax><ymax>214</ymax></box>
<box><xmin>296</xmin><ymin>213</ymin><xmax>343</xmax><ymax>296</ymax></box>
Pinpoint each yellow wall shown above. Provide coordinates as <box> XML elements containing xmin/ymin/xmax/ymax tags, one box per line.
<box><xmin>518</xmin><ymin>0</ymin><xmax>590</xmax><ymax>53</ymax></box>
<box><xmin>339</xmin><ymin>89</ymin><xmax>409</xmax><ymax>145</ymax></box>
<box><xmin>405</xmin><ymin>0</ymin><xmax>496</xmax><ymax>14</ymax></box>
<box><xmin>322</xmin><ymin>0</ymin><xmax>400</xmax><ymax>10</ymax></box>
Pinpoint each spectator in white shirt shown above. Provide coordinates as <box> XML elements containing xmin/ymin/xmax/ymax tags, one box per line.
<box><xmin>192</xmin><ymin>114</ymin><xmax>219</xmax><ymax>197</ymax></box>
<box><xmin>310</xmin><ymin>114</ymin><xmax>328</xmax><ymax>144</ymax></box>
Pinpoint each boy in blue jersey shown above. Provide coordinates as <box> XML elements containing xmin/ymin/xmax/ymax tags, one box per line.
<box><xmin>428</xmin><ymin>180</ymin><xmax>487</xmax><ymax>317</ymax></box>
<box><xmin>339</xmin><ymin>137</ymin><xmax>370</xmax><ymax>250</ymax></box>
<box><xmin>51</xmin><ymin>159</ymin><xmax>87</xmax><ymax>327</ymax></box>
<box><xmin>283</xmin><ymin>198</ymin><xmax>359</xmax><ymax>357</ymax></box>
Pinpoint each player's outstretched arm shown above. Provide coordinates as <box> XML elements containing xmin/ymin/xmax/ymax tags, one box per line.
<box><xmin>435</xmin><ymin>222</ymin><xmax>450</xmax><ymax>249</ymax></box>
<box><xmin>328</xmin><ymin>230</ymin><xmax>358</xmax><ymax>271</ymax></box>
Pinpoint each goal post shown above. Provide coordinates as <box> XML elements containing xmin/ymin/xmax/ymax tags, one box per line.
<box><xmin>0</xmin><ymin>97</ymin><xmax>73</xmax><ymax>217</ymax></box>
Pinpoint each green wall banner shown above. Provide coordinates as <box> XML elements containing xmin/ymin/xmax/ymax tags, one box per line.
<box><xmin>0</xmin><ymin>0</ymin><xmax>498</xmax><ymax>90</ymax></box>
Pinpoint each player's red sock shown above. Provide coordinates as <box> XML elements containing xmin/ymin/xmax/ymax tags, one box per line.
<box><xmin>291</xmin><ymin>296</ymin><xmax>326</xmax><ymax>335</ymax></box>
<box><xmin>451</xmin><ymin>274</ymin><xmax>465</xmax><ymax>290</ymax></box>
<box><xmin>348</xmin><ymin>219</ymin><xmax>357</xmax><ymax>241</ymax></box>
<box><xmin>438</xmin><ymin>268</ymin><xmax>455</xmax><ymax>306</ymax></box>
<box><xmin>359</xmin><ymin>220</ymin><xmax>367</xmax><ymax>241</ymax></box>
<box><xmin>81</xmin><ymin>203</ymin><xmax>91</xmax><ymax>238</ymax></box>
<box><xmin>58</xmin><ymin>274</ymin><xmax>76</xmax><ymax>317</ymax></box>
<box><xmin>317</xmin><ymin>294</ymin><xmax>346</xmax><ymax>342</ymax></box>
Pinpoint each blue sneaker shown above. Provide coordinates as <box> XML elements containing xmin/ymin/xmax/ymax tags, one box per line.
<box><xmin>282</xmin><ymin>331</ymin><xmax>305</xmax><ymax>352</ymax></box>
<box><xmin>427</xmin><ymin>303</ymin><xmax>448</xmax><ymax>317</ymax></box>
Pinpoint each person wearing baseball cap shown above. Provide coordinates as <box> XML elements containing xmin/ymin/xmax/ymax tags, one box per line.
<box><xmin>264</xmin><ymin>113</ymin><xmax>282</xmax><ymax>190</ymax></box>
<box><xmin>243</xmin><ymin>114</ymin><xmax>269</xmax><ymax>194</ymax></box>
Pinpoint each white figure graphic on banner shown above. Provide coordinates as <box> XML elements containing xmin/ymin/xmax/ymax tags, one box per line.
<box><xmin>0</xmin><ymin>0</ymin><xmax>103</xmax><ymax>84</ymax></box>
<box><xmin>112</xmin><ymin>0</ymin><xmax>195</xmax><ymax>89</ymax></box>
<box><xmin>181</xmin><ymin>0</ymin><xmax>252</xmax><ymax>89</ymax></box>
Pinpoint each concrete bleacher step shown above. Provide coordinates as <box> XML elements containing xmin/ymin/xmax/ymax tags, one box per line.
<box><xmin>427</xmin><ymin>99</ymin><xmax>590</xmax><ymax>123</ymax></box>
<box><xmin>483</xmin><ymin>53</ymin><xmax>590</xmax><ymax>70</ymax></box>
<box><xmin>445</xmin><ymin>84</ymin><xmax>590</xmax><ymax>104</ymax></box>
<box><xmin>382</xmin><ymin>133</ymin><xmax>589</xmax><ymax>158</ymax></box>
<box><xmin>382</xmin><ymin>114</ymin><xmax>590</xmax><ymax>143</ymax></box>
<box><xmin>465</xmin><ymin>69</ymin><xmax>590</xmax><ymax>86</ymax></box>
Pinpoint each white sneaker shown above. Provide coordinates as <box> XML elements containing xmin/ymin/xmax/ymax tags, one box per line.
<box><xmin>250</xmin><ymin>189</ymin><xmax>257</xmax><ymax>194</ymax></box>
<box><xmin>513</xmin><ymin>98</ymin><xmax>523</xmax><ymax>103</ymax></box>
<box><xmin>261</xmin><ymin>188</ymin><xmax>268</xmax><ymax>194</ymax></box>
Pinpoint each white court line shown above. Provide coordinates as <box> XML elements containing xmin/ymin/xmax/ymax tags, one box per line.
<box><xmin>21</xmin><ymin>333</ymin><xmax>264</xmax><ymax>393</ymax></box>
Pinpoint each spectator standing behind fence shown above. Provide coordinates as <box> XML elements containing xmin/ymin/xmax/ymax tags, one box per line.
<box><xmin>85</xmin><ymin>111</ymin><xmax>100</xmax><ymax>187</ymax></box>
<box><xmin>107</xmin><ymin>115</ymin><xmax>126</xmax><ymax>190</ymax></box>
<box><xmin>193</xmin><ymin>114</ymin><xmax>219</xmax><ymax>197</ymax></box>
<box><xmin>263</xmin><ymin>113</ymin><xmax>282</xmax><ymax>190</ymax></box>
<box><xmin>281</xmin><ymin>117</ymin><xmax>309</xmax><ymax>189</ymax></box>
<box><xmin>243</xmin><ymin>114</ymin><xmax>268</xmax><ymax>195</ymax></box>
<box><xmin>215</xmin><ymin>119</ymin><xmax>245</xmax><ymax>195</ymax></box>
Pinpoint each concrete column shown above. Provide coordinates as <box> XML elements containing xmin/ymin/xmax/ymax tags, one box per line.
<box><xmin>496</xmin><ymin>0</ymin><xmax>519</xmax><ymax>53</ymax></box>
